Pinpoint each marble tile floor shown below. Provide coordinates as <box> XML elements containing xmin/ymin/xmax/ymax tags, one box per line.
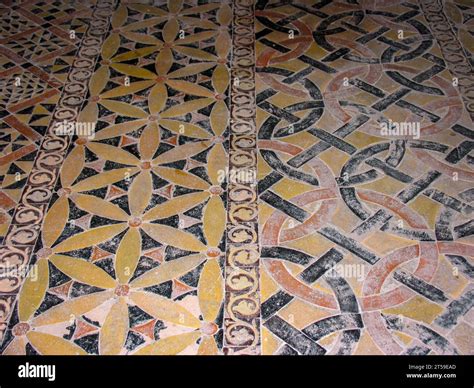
<box><xmin>0</xmin><ymin>0</ymin><xmax>472</xmax><ymax>355</ymax></box>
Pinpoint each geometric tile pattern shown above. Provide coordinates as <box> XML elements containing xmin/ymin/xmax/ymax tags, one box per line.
<box><xmin>4</xmin><ymin>30</ymin><xmax>72</xmax><ymax>62</ymax></box>
<box><xmin>256</xmin><ymin>0</ymin><xmax>473</xmax><ymax>355</ymax></box>
<box><xmin>0</xmin><ymin>8</ymin><xmax>37</xmax><ymax>39</ymax></box>
<box><xmin>0</xmin><ymin>0</ymin><xmax>472</xmax><ymax>355</ymax></box>
<box><xmin>0</xmin><ymin>120</ymin><xmax>37</xmax><ymax>240</ymax></box>
<box><xmin>2</xmin><ymin>0</ymin><xmax>232</xmax><ymax>355</ymax></box>
<box><xmin>0</xmin><ymin>71</ymin><xmax>49</xmax><ymax>108</ymax></box>
<box><xmin>444</xmin><ymin>0</ymin><xmax>474</xmax><ymax>67</ymax></box>
<box><xmin>0</xmin><ymin>0</ymin><xmax>95</xmax><ymax>244</ymax></box>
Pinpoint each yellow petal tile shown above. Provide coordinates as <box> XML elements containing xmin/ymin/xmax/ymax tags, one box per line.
<box><xmin>102</xmin><ymin>33</ymin><xmax>120</xmax><ymax>60</ymax></box>
<box><xmin>89</xmin><ymin>66</ymin><xmax>110</xmax><ymax>96</ymax></box>
<box><xmin>148</xmin><ymin>83</ymin><xmax>167</xmax><ymax>115</ymax></box>
<box><xmin>139</xmin><ymin>122</ymin><xmax>160</xmax><ymax>161</ymax></box>
<box><xmin>127</xmin><ymin>4</ymin><xmax>166</xmax><ymax>16</ymax></box>
<box><xmin>86</xmin><ymin>142</ymin><xmax>140</xmax><ymax>166</ymax></box>
<box><xmin>216</xmin><ymin>32</ymin><xmax>231</xmax><ymax>59</ymax></box>
<box><xmin>203</xmin><ymin>196</ymin><xmax>226</xmax><ymax>247</ymax></box>
<box><xmin>115</xmin><ymin>227</ymin><xmax>141</xmax><ymax>284</ymax></box>
<box><xmin>197</xmin><ymin>335</ymin><xmax>219</xmax><ymax>355</ymax></box>
<box><xmin>3</xmin><ymin>336</ymin><xmax>27</xmax><ymax>355</ymax></box>
<box><xmin>121</xmin><ymin>31</ymin><xmax>161</xmax><ymax>45</ymax></box>
<box><xmin>52</xmin><ymin>224</ymin><xmax>127</xmax><ymax>255</ymax></box>
<box><xmin>212</xmin><ymin>64</ymin><xmax>229</xmax><ymax>94</ymax></box>
<box><xmin>181</xmin><ymin>3</ymin><xmax>219</xmax><ymax>16</ymax></box>
<box><xmin>99</xmin><ymin>298</ymin><xmax>129</xmax><ymax>355</ymax></box>
<box><xmin>207</xmin><ymin>143</ymin><xmax>227</xmax><ymax>184</ymax></box>
<box><xmin>94</xmin><ymin>120</ymin><xmax>147</xmax><ymax>141</ymax></box>
<box><xmin>155</xmin><ymin>47</ymin><xmax>173</xmax><ymax>76</ymax></box>
<box><xmin>166</xmin><ymin>80</ymin><xmax>215</xmax><ymax>98</ymax></box>
<box><xmin>111</xmin><ymin>4</ymin><xmax>127</xmax><ymax>29</ymax></box>
<box><xmin>178</xmin><ymin>31</ymin><xmax>217</xmax><ymax>45</ymax></box>
<box><xmin>122</xmin><ymin>17</ymin><xmax>166</xmax><ymax>32</ymax></box>
<box><xmin>43</xmin><ymin>196</ymin><xmax>69</xmax><ymax>248</ymax></box>
<box><xmin>18</xmin><ymin>259</ymin><xmax>49</xmax><ymax>322</ymax></box>
<box><xmin>130</xmin><ymin>254</ymin><xmax>205</xmax><ymax>288</ymax></box>
<box><xmin>210</xmin><ymin>100</ymin><xmax>228</xmax><ymax>136</ymax></box>
<box><xmin>50</xmin><ymin>255</ymin><xmax>117</xmax><ymax>288</ymax></box>
<box><xmin>72</xmin><ymin>167</ymin><xmax>140</xmax><ymax>192</ymax></box>
<box><xmin>111</xmin><ymin>45</ymin><xmax>160</xmax><ymax>62</ymax></box>
<box><xmin>168</xmin><ymin>63</ymin><xmax>215</xmax><ymax>79</ymax></box>
<box><xmin>141</xmin><ymin>223</ymin><xmax>207</xmax><ymax>252</ymax></box>
<box><xmin>73</xmin><ymin>193</ymin><xmax>129</xmax><ymax>221</ymax></box>
<box><xmin>217</xmin><ymin>4</ymin><xmax>232</xmax><ymax>25</ymax></box>
<box><xmin>129</xmin><ymin>171</ymin><xmax>153</xmax><ymax>216</ymax></box>
<box><xmin>130</xmin><ymin>291</ymin><xmax>200</xmax><ymax>328</ymax></box>
<box><xmin>60</xmin><ymin>145</ymin><xmax>85</xmax><ymax>188</ymax></box>
<box><xmin>27</xmin><ymin>332</ymin><xmax>87</xmax><ymax>355</ymax></box>
<box><xmin>198</xmin><ymin>258</ymin><xmax>223</xmax><ymax>322</ymax></box>
<box><xmin>100</xmin><ymin>80</ymin><xmax>155</xmax><ymax>99</ymax></box>
<box><xmin>174</xmin><ymin>46</ymin><xmax>217</xmax><ymax>62</ymax></box>
<box><xmin>32</xmin><ymin>291</ymin><xmax>113</xmax><ymax>327</ymax></box>
<box><xmin>153</xmin><ymin>166</ymin><xmax>209</xmax><ymax>190</ymax></box>
<box><xmin>158</xmin><ymin>119</ymin><xmax>211</xmax><ymax>139</ymax></box>
<box><xmin>77</xmin><ymin>102</ymin><xmax>98</xmax><ymax>124</ymax></box>
<box><xmin>110</xmin><ymin>63</ymin><xmax>156</xmax><ymax>80</ymax></box>
<box><xmin>180</xmin><ymin>16</ymin><xmax>217</xmax><ymax>30</ymax></box>
<box><xmin>152</xmin><ymin>140</ymin><xmax>211</xmax><ymax>165</ymax></box>
<box><xmin>162</xmin><ymin>19</ymin><xmax>179</xmax><ymax>43</ymax></box>
<box><xmin>168</xmin><ymin>0</ymin><xmax>183</xmax><ymax>14</ymax></box>
<box><xmin>142</xmin><ymin>191</ymin><xmax>209</xmax><ymax>221</ymax></box>
<box><xmin>133</xmin><ymin>332</ymin><xmax>200</xmax><ymax>355</ymax></box>
<box><xmin>100</xmin><ymin>99</ymin><xmax>148</xmax><ymax>118</ymax></box>
<box><xmin>161</xmin><ymin>98</ymin><xmax>213</xmax><ymax>118</ymax></box>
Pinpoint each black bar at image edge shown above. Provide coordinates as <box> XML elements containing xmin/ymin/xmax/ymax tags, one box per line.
<box><xmin>0</xmin><ymin>356</ymin><xmax>471</xmax><ymax>387</ymax></box>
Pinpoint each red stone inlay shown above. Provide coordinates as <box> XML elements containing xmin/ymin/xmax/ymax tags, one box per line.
<box><xmin>201</xmin><ymin>321</ymin><xmax>218</xmax><ymax>336</ymax></box>
<box><xmin>206</xmin><ymin>248</ymin><xmax>221</xmax><ymax>258</ymax></box>
<box><xmin>57</xmin><ymin>188</ymin><xmax>72</xmax><ymax>197</ymax></box>
<box><xmin>128</xmin><ymin>217</ymin><xmax>142</xmax><ymax>227</ymax></box>
<box><xmin>210</xmin><ymin>135</ymin><xmax>224</xmax><ymax>143</ymax></box>
<box><xmin>141</xmin><ymin>161</ymin><xmax>151</xmax><ymax>170</ymax></box>
<box><xmin>37</xmin><ymin>247</ymin><xmax>53</xmax><ymax>258</ymax></box>
<box><xmin>209</xmin><ymin>186</ymin><xmax>223</xmax><ymax>195</ymax></box>
<box><xmin>12</xmin><ymin>322</ymin><xmax>30</xmax><ymax>336</ymax></box>
<box><xmin>115</xmin><ymin>284</ymin><xmax>130</xmax><ymax>296</ymax></box>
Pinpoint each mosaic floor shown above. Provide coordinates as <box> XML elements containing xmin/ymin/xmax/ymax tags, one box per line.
<box><xmin>0</xmin><ymin>0</ymin><xmax>473</xmax><ymax>355</ymax></box>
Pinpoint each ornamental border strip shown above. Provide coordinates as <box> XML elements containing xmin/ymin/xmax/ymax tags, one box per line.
<box><xmin>419</xmin><ymin>0</ymin><xmax>474</xmax><ymax>123</ymax></box>
<box><xmin>224</xmin><ymin>0</ymin><xmax>261</xmax><ymax>355</ymax></box>
<box><xmin>0</xmin><ymin>0</ymin><xmax>116</xmax><ymax>346</ymax></box>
